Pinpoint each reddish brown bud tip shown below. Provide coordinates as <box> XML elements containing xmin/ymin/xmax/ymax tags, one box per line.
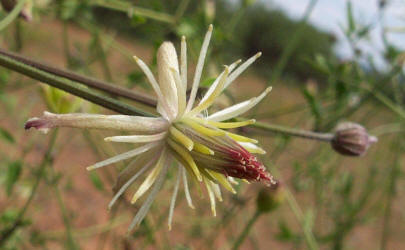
<box><xmin>331</xmin><ymin>122</ymin><xmax>377</xmax><ymax>157</ymax></box>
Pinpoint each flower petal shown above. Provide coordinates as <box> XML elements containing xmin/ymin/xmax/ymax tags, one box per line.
<box><xmin>157</xmin><ymin>42</ymin><xmax>179</xmax><ymax>117</ymax></box>
<box><xmin>104</xmin><ymin>131</ymin><xmax>167</xmax><ymax>143</ymax></box>
<box><xmin>86</xmin><ymin>142</ymin><xmax>161</xmax><ymax>171</ymax></box>
<box><xmin>224</xmin><ymin>52</ymin><xmax>262</xmax><ymax>90</ymax></box>
<box><xmin>186</xmin><ymin>24</ymin><xmax>213</xmax><ymax>112</ymax></box>
<box><xmin>168</xmin><ymin>167</ymin><xmax>181</xmax><ymax>230</ymax></box>
<box><xmin>181</xmin><ymin>166</ymin><xmax>195</xmax><ymax>209</ymax></box>
<box><xmin>128</xmin><ymin>156</ymin><xmax>169</xmax><ymax>232</ymax></box>
<box><xmin>25</xmin><ymin>111</ymin><xmax>169</xmax><ymax>133</ymax></box>
<box><xmin>207</xmin><ymin>87</ymin><xmax>272</xmax><ymax>121</ymax></box>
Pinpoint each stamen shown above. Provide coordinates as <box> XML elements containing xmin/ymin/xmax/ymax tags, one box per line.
<box><xmin>225</xmin><ymin>131</ymin><xmax>258</xmax><ymax>143</ymax></box>
<box><xmin>170</xmin><ymin>126</ymin><xmax>194</xmax><ymax>151</ymax></box>
<box><xmin>168</xmin><ymin>139</ymin><xmax>202</xmax><ymax>181</ymax></box>
<box><xmin>181</xmin><ymin>118</ymin><xmax>225</xmax><ymax>137</ymax></box>
<box><xmin>194</xmin><ymin>118</ymin><xmax>256</xmax><ymax>129</ymax></box>
<box><xmin>193</xmin><ymin>142</ymin><xmax>214</xmax><ymax>155</ymax></box>
<box><xmin>207</xmin><ymin>169</ymin><xmax>236</xmax><ymax>194</ymax></box>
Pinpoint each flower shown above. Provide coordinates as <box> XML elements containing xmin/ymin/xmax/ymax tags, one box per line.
<box><xmin>25</xmin><ymin>25</ymin><xmax>276</xmax><ymax>231</ymax></box>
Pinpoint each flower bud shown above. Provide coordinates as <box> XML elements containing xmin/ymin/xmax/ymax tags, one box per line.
<box><xmin>331</xmin><ymin>122</ymin><xmax>377</xmax><ymax>156</ymax></box>
<box><xmin>1</xmin><ymin>0</ymin><xmax>32</xmax><ymax>21</ymax></box>
<box><xmin>256</xmin><ymin>181</ymin><xmax>284</xmax><ymax>213</ymax></box>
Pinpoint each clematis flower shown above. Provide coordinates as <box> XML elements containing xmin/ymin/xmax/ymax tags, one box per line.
<box><xmin>25</xmin><ymin>25</ymin><xmax>276</xmax><ymax>231</ymax></box>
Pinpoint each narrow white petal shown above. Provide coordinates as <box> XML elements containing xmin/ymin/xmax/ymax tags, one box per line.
<box><xmin>224</xmin><ymin>52</ymin><xmax>262</xmax><ymax>89</ymax></box>
<box><xmin>86</xmin><ymin>142</ymin><xmax>160</xmax><ymax>171</ymax></box>
<box><xmin>157</xmin><ymin>42</ymin><xmax>179</xmax><ymax>117</ymax></box>
<box><xmin>208</xmin><ymin>87</ymin><xmax>272</xmax><ymax>121</ymax></box>
<box><xmin>199</xmin><ymin>58</ymin><xmax>241</xmax><ymax>105</ymax></box>
<box><xmin>168</xmin><ymin>166</ymin><xmax>182</xmax><ymax>230</ymax></box>
<box><xmin>104</xmin><ymin>131</ymin><xmax>167</xmax><ymax>143</ymax></box>
<box><xmin>182</xmin><ymin>166</ymin><xmax>195</xmax><ymax>209</ymax></box>
<box><xmin>186</xmin><ymin>24</ymin><xmax>213</xmax><ymax>112</ymax></box>
<box><xmin>108</xmin><ymin>159</ymin><xmax>155</xmax><ymax>209</ymax></box>
<box><xmin>188</xmin><ymin>66</ymin><xmax>229</xmax><ymax>116</ymax></box>
<box><xmin>180</xmin><ymin>36</ymin><xmax>187</xmax><ymax>92</ymax></box>
<box><xmin>238</xmin><ymin>142</ymin><xmax>266</xmax><ymax>154</ymax></box>
<box><xmin>25</xmin><ymin>112</ymin><xmax>169</xmax><ymax>133</ymax></box>
<box><xmin>211</xmin><ymin>182</ymin><xmax>222</xmax><ymax>202</ymax></box>
<box><xmin>133</xmin><ymin>56</ymin><xmax>174</xmax><ymax>120</ymax></box>
<box><xmin>170</xmin><ymin>67</ymin><xmax>186</xmax><ymax>117</ymax></box>
<box><xmin>204</xmin><ymin>177</ymin><xmax>217</xmax><ymax>217</ymax></box>
<box><xmin>227</xmin><ymin>176</ymin><xmax>239</xmax><ymax>185</ymax></box>
<box><xmin>131</xmin><ymin>151</ymin><xmax>166</xmax><ymax>204</ymax></box>
<box><xmin>128</xmin><ymin>157</ymin><xmax>169</xmax><ymax>232</ymax></box>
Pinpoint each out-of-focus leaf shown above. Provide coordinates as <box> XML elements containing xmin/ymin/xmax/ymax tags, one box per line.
<box><xmin>131</xmin><ymin>14</ymin><xmax>147</xmax><ymax>26</ymax></box>
<box><xmin>346</xmin><ymin>1</ymin><xmax>355</xmax><ymax>34</ymax></box>
<box><xmin>200</xmin><ymin>78</ymin><xmax>216</xmax><ymax>87</ymax></box>
<box><xmin>89</xmin><ymin>171</ymin><xmax>104</xmax><ymax>191</ymax></box>
<box><xmin>6</xmin><ymin>160</ymin><xmax>22</xmax><ymax>196</ymax></box>
<box><xmin>127</xmin><ymin>71</ymin><xmax>149</xmax><ymax>89</ymax></box>
<box><xmin>0</xmin><ymin>127</ymin><xmax>14</xmax><ymax>143</ymax></box>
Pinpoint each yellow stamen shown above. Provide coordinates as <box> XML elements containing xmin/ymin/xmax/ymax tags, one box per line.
<box><xmin>194</xmin><ymin>117</ymin><xmax>256</xmax><ymax>129</ymax></box>
<box><xmin>225</xmin><ymin>131</ymin><xmax>258</xmax><ymax>143</ymax></box>
<box><xmin>169</xmin><ymin>126</ymin><xmax>194</xmax><ymax>151</ymax></box>
<box><xmin>193</xmin><ymin>142</ymin><xmax>214</xmax><ymax>155</ymax></box>
<box><xmin>181</xmin><ymin>118</ymin><xmax>225</xmax><ymax>137</ymax></box>
<box><xmin>207</xmin><ymin>169</ymin><xmax>236</xmax><ymax>194</ymax></box>
<box><xmin>168</xmin><ymin>139</ymin><xmax>202</xmax><ymax>182</ymax></box>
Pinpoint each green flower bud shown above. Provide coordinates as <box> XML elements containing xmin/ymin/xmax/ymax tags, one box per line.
<box><xmin>256</xmin><ymin>181</ymin><xmax>284</xmax><ymax>213</ymax></box>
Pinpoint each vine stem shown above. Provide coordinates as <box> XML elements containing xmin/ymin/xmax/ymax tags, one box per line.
<box><xmin>0</xmin><ymin>48</ymin><xmax>335</xmax><ymax>142</ymax></box>
<box><xmin>232</xmin><ymin>210</ymin><xmax>261</xmax><ymax>250</ymax></box>
<box><xmin>0</xmin><ymin>0</ymin><xmax>28</xmax><ymax>31</ymax></box>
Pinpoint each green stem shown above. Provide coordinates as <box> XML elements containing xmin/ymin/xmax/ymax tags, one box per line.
<box><xmin>0</xmin><ymin>130</ymin><xmax>59</xmax><ymax>246</ymax></box>
<box><xmin>0</xmin><ymin>48</ymin><xmax>156</xmax><ymax>107</ymax></box>
<box><xmin>238</xmin><ymin>118</ymin><xmax>334</xmax><ymax>142</ymax></box>
<box><xmin>91</xmin><ymin>0</ymin><xmax>176</xmax><ymax>24</ymax></box>
<box><xmin>0</xmin><ymin>0</ymin><xmax>27</xmax><ymax>31</ymax></box>
<box><xmin>232</xmin><ymin>210</ymin><xmax>261</xmax><ymax>250</ymax></box>
<box><xmin>0</xmin><ymin>50</ymin><xmax>152</xmax><ymax>116</ymax></box>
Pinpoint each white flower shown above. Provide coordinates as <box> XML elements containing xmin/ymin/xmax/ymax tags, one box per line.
<box><xmin>25</xmin><ymin>25</ymin><xmax>276</xmax><ymax>231</ymax></box>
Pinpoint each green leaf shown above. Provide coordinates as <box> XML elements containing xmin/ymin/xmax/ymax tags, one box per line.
<box><xmin>346</xmin><ymin>1</ymin><xmax>355</xmax><ymax>34</ymax></box>
<box><xmin>200</xmin><ymin>78</ymin><xmax>216</xmax><ymax>87</ymax></box>
<box><xmin>6</xmin><ymin>160</ymin><xmax>22</xmax><ymax>196</ymax></box>
<box><xmin>89</xmin><ymin>171</ymin><xmax>104</xmax><ymax>191</ymax></box>
<box><xmin>0</xmin><ymin>127</ymin><xmax>14</xmax><ymax>143</ymax></box>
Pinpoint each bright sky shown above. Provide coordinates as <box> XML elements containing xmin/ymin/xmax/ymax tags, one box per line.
<box><xmin>261</xmin><ymin>0</ymin><xmax>405</xmax><ymax>68</ymax></box>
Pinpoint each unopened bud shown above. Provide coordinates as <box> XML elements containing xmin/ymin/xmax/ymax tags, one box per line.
<box><xmin>331</xmin><ymin>122</ymin><xmax>377</xmax><ymax>156</ymax></box>
<box><xmin>1</xmin><ymin>0</ymin><xmax>32</xmax><ymax>21</ymax></box>
<box><xmin>256</xmin><ymin>181</ymin><xmax>284</xmax><ymax>213</ymax></box>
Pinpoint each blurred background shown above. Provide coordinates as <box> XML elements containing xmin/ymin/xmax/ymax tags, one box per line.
<box><xmin>0</xmin><ymin>0</ymin><xmax>404</xmax><ymax>249</ymax></box>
